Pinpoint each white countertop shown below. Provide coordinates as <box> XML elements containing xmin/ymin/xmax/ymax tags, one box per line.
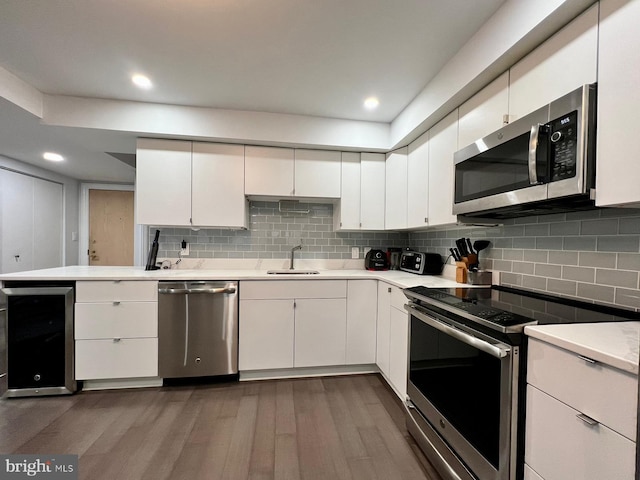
<box><xmin>525</xmin><ymin>322</ymin><xmax>640</xmax><ymax>375</ymax></box>
<box><xmin>0</xmin><ymin>265</ymin><xmax>466</xmax><ymax>290</ymax></box>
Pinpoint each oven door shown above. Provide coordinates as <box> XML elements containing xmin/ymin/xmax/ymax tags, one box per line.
<box><xmin>406</xmin><ymin>304</ymin><xmax>519</xmax><ymax>480</ymax></box>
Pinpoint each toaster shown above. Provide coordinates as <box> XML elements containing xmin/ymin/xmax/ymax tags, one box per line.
<box><xmin>365</xmin><ymin>249</ymin><xmax>388</xmax><ymax>270</ymax></box>
<box><xmin>400</xmin><ymin>251</ymin><xmax>443</xmax><ymax>275</ymax></box>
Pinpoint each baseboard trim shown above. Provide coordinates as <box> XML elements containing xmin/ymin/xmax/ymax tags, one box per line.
<box><xmin>81</xmin><ymin>377</ymin><xmax>163</xmax><ymax>391</ymax></box>
<box><xmin>239</xmin><ymin>364</ymin><xmax>378</xmax><ymax>381</ymax></box>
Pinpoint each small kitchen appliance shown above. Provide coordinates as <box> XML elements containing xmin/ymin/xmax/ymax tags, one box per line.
<box><xmin>399</xmin><ymin>251</ymin><xmax>443</xmax><ymax>275</ymax></box>
<box><xmin>364</xmin><ymin>249</ymin><xmax>388</xmax><ymax>270</ymax></box>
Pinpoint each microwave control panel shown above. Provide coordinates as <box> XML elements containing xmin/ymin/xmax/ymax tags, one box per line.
<box><xmin>549</xmin><ymin>110</ymin><xmax>578</xmax><ymax>181</ymax></box>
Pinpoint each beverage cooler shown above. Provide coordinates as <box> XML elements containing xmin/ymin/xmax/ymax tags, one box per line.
<box><xmin>0</xmin><ymin>282</ymin><xmax>76</xmax><ymax>398</ymax></box>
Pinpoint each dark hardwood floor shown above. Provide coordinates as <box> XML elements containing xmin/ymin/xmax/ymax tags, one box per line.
<box><xmin>0</xmin><ymin>374</ymin><xmax>442</xmax><ymax>480</ymax></box>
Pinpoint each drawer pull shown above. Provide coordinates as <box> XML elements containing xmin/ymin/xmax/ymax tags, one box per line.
<box><xmin>576</xmin><ymin>413</ymin><xmax>599</xmax><ymax>426</ymax></box>
<box><xmin>578</xmin><ymin>354</ymin><xmax>597</xmax><ymax>364</ymax></box>
<box><xmin>113</xmin><ymin>338</ymin><xmax>121</xmax><ymax>343</ymax></box>
<box><xmin>113</xmin><ymin>280</ymin><xmax>121</xmax><ymax>284</ymax></box>
<box><xmin>113</xmin><ymin>301</ymin><xmax>121</xmax><ymax>306</ymax></box>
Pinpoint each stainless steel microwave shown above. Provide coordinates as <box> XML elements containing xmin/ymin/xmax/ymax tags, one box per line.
<box><xmin>453</xmin><ymin>83</ymin><xmax>597</xmax><ymax>219</ymax></box>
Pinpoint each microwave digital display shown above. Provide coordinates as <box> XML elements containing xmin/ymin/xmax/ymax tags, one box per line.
<box><xmin>549</xmin><ymin>110</ymin><xmax>578</xmax><ymax>181</ymax></box>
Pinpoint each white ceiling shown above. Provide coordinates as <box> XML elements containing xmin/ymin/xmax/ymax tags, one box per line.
<box><xmin>0</xmin><ymin>0</ymin><xmax>506</xmax><ymax>182</ymax></box>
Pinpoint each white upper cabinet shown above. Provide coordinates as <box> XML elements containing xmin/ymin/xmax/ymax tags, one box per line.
<box><xmin>294</xmin><ymin>149</ymin><xmax>341</xmax><ymax>198</ymax></box>
<box><xmin>136</xmin><ymin>138</ymin><xmax>192</xmax><ymax>226</ymax></box>
<box><xmin>596</xmin><ymin>0</ymin><xmax>640</xmax><ymax>207</ymax></box>
<box><xmin>360</xmin><ymin>153</ymin><xmax>386</xmax><ymax>230</ymax></box>
<box><xmin>428</xmin><ymin>110</ymin><xmax>459</xmax><ymax>227</ymax></box>
<box><xmin>335</xmin><ymin>152</ymin><xmax>361</xmax><ymax>230</ymax></box>
<box><xmin>458</xmin><ymin>72</ymin><xmax>509</xmax><ymax>149</ymax></box>
<box><xmin>407</xmin><ymin>131</ymin><xmax>429</xmax><ymax>229</ymax></box>
<box><xmin>508</xmin><ymin>4</ymin><xmax>598</xmax><ymax>121</ymax></box>
<box><xmin>191</xmin><ymin>143</ymin><xmax>247</xmax><ymax>228</ymax></box>
<box><xmin>136</xmin><ymin>139</ymin><xmax>247</xmax><ymax>228</ymax></box>
<box><xmin>245</xmin><ymin>145</ymin><xmax>295</xmax><ymax>197</ymax></box>
<box><xmin>385</xmin><ymin>147</ymin><xmax>408</xmax><ymax>230</ymax></box>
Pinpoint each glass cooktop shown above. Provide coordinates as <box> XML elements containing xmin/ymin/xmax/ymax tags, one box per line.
<box><xmin>405</xmin><ymin>285</ymin><xmax>640</xmax><ymax>328</ymax></box>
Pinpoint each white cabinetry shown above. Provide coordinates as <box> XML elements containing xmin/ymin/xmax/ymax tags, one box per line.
<box><xmin>596</xmin><ymin>0</ymin><xmax>640</xmax><ymax>207</ymax></box>
<box><xmin>376</xmin><ymin>282</ymin><xmax>408</xmax><ymax>399</ymax></box>
<box><xmin>75</xmin><ymin>281</ymin><xmax>159</xmax><ymax>380</ymax></box>
<box><xmin>0</xmin><ymin>169</ymin><xmax>63</xmax><ymax>274</ymax></box>
<box><xmin>346</xmin><ymin>280</ymin><xmax>377</xmax><ymax>365</ymax></box>
<box><xmin>525</xmin><ymin>337</ymin><xmax>637</xmax><ymax>479</ymax></box>
<box><xmin>385</xmin><ymin>147</ymin><xmax>408</xmax><ymax>230</ymax></box>
<box><xmin>428</xmin><ymin>110</ymin><xmax>459</xmax><ymax>227</ymax></box>
<box><xmin>458</xmin><ymin>72</ymin><xmax>509</xmax><ymax>149</ymax></box>
<box><xmin>294</xmin><ymin>149</ymin><xmax>341</xmax><ymax>198</ymax></box>
<box><xmin>239</xmin><ymin>280</ymin><xmax>347</xmax><ymax>371</ymax></box>
<box><xmin>508</xmin><ymin>4</ymin><xmax>598</xmax><ymax>121</ymax></box>
<box><xmin>136</xmin><ymin>139</ymin><xmax>247</xmax><ymax>228</ymax></box>
<box><xmin>244</xmin><ymin>146</ymin><xmax>294</xmax><ymax>197</ymax></box>
<box><xmin>334</xmin><ymin>152</ymin><xmax>361</xmax><ymax>230</ymax></box>
<box><xmin>407</xmin><ymin>131</ymin><xmax>429</xmax><ymax>229</ymax></box>
<box><xmin>360</xmin><ymin>153</ymin><xmax>386</xmax><ymax>230</ymax></box>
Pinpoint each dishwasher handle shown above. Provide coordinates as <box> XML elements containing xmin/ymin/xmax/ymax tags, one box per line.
<box><xmin>158</xmin><ymin>286</ymin><xmax>237</xmax><ymax>295</ymax></box>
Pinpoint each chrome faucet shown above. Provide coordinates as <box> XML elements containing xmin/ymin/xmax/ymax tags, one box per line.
<box><xmin>290</xmin><ymin>243</ymin><xmax>303</xmax><ymax>270</ymax></box>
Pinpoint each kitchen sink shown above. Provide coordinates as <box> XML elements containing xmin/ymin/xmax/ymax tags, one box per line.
<box><xmin>266</xmin><ymin>269</ymin><xmax>319</xmax><ymax>275</ymax></box>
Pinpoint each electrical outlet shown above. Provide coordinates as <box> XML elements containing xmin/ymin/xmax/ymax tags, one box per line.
<box><xmin>180</xmin><ymin>240</ymin><xmax>189</xmax><ymax>256</ymax></box>
<box><xmin>351</xmin><ymin>247</ymin><xmax>359</xmax><ymax>259</ymax></box>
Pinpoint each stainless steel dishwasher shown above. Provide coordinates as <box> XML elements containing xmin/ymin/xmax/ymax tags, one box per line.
<box><xmin>158</xmin><ymin>281</ymin><xmax>238</xmax><ymax>379</ymax></box>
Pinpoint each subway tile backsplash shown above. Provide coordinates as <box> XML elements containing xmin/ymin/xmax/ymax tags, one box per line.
<box><xmin>154</xmin><ymin>202</ymin><xmax>640</xmax><ymax>310</ymax></box>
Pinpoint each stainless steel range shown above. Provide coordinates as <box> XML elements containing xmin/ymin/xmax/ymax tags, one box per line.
<box><xmin>403</xmin><ymin>285</ymin><xmax>639</xmax><ymax>480</ymax></box>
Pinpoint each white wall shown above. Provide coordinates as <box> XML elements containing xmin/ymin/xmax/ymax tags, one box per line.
<box><xmin>0</xmin><ymin>155</ymin><xmax>79</xmax><ymax>266</ymax></box>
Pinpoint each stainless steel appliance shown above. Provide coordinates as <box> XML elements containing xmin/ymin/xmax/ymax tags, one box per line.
<box><xmin>453</xmin><ymin>84</ymin><xmax>597</xmax><ymax>219</ymax></box>
<box><xmin>400</xmin><ymin>251</ymin><xmax>443</xmax><ymax>275</ymax></box>
<box><xmin>0</xmin><ymin>283</ymin><xmax>76</xmax><ymax>398</ymax></box>
<box><xmin>158</xmin><ymin>281</ymin><xmax>238</xmax><ymax>379</ymax></box>
<box><xmin>403</xmin><ymin>285</ymin><xmax>639</xmax><ymax>480</ymax></box>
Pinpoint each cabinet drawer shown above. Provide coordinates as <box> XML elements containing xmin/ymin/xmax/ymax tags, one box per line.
<box><xmin>525</xmin><ymin>385</ymin><xmax>635</xmax><ymax>480</ymax></box>
<box><xmin>240</xmin><ymin>280</ymin><xmax>346</xmax><ymax>300</ymax></box>
<box><xmin>75</xmin><ymin>302</ymin><xmax>158</xmax><ymax>339</ymax></box>
<box><xmin>527</xmin><ymin>338</ymin><xmax>637</xmax><ymax>440</ymax></box>
<box><xmin>75</xmin><ymin>338</ymin><xmax>158</xmax><ymax>380</ymax></box>
<box><xmin>76</xmin><ymin>281</ymin><xmax>158</xmax><ymax>302</ymax></box>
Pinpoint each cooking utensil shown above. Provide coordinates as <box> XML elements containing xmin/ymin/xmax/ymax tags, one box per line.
<box><xmin>472</xmin><ymin>240</ymin><xmax>491</xmax><ymax>269</ymax></box>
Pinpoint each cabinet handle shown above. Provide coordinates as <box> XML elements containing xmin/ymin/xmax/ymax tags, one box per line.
<box><xmin>112</xmin><ymin>301</ymin><xmax>121</xmax><ymax>306</ymax></box>
<box><xmin>388</xmin><ymin>287</ymin><xmax>392</xmax><ymax>293</ymax></box>
<box><xmin>576</xmin><ymin>413</ymin><xmax>599</xmax><ymax>426</ymax></box>
<box><xmin>578</xmin><ymin>354</ymin><xmax>596</xmax><ymax>364</ymax></box>
<box><xmin>113</xmin><ymin>338</ymin><xmax>121</xmax><ymax>343</ymax></box>
<box><xmin>113</xmin><ymin>280</ymin><xmax>121</xmax><ymax>284</ymax></box>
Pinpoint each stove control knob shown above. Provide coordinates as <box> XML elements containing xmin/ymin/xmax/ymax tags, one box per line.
<box><xmin>34</xmin><ymin>374</ymin><xmax>41</xmax><ymax>382</ymax></box>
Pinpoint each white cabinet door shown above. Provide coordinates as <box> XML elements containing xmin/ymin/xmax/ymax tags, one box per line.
<box><xmin>191</xmin><ymin>142</ymin><xmax>247</xmax><ymax>228</ymax></box>
<box><xmin>376</xmin><ymin>282</ymin><xmax>391</xmax><ymax>378</ymax></box>
<box><xmin>239</xmin><ymin>299</ymin><xmax>295</xmax><ymax>370</ymax></box>
<box><xmin>294</xmin><ymin>298</ymin><xmax>347</xmax><ymax>367</ymax></box>
<box><xmin>294</xmin><ymin>149</ymin><xmax>341</xmax><ymax>198</ymax></box>
<box><xmin>346</xmin><ymin>280</ymin><xmax>377</xmax><ymax>364</ymax></box>
<box><xmin>75</xmin><ymin>338</ymin><xmax>158</xmax><ymax>380</ymax></box>
<box><xmin>335</xmin><ymin>152</ymin><xmax>361</xmax><ymax>231</ymax></box>
<box><xmin>33</xmin><ymin>178</ymin><xmax>63</xmax><ymax>270</ymax></box>
<box><xmin>509</xmin><ymin>4</ymin><xmax>598</xmax><ymax>121</ymax></box>
<box><xmin>458</xmin><ymin>72</ymin><xmax>509</xmax><ymax>149</ymax></box>
<box><xmin>244</xmin><ymin>146</ymin><xmax>294</xmax><ymax>197</ymax></box>
<box><xmin>596</xmin><ymin>0</ymin><xmax>640</xmax><ymax>207</ymax></box>
<box><xmin>428</xmin><ymin>110</ymin><xmax>458</xmax><ymax>227</ymax></box>
<box><xmin>136</xmin><ymin>139</ymin><xmax>192</xmax><ymax>226</ymax></box>
<box><xmin>1</xmin><ymin>170</ymin><xmax>34</xmax><ymax>273</ymax></box>
<box><xmin>389</xmin><ymin>305</ymin><xmax>408</xmax><ymax>399</ymax></box>
<box><xmin>360</xmin><ymin>153</ymin><xmax>386</xmax><ymax>230</ymax></box>
<box><xmin>384</xmin><ymin>147</ymin><xmax>408</xmax><ymax>230</ymax></box>
<box><xmin>407</xmin><ymin>131</ymin><xmax>429</xmax><ymax>229</ymax></box>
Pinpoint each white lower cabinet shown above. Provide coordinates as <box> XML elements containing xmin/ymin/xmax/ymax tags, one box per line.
<box><xmin>346</xmin><ymin>280</ymin><xmax>377</xmax><ymax>364</ymax></box>
<box><xmin>376</xmin><ymin>282</ymin><xmax>408</xmax><ymax>399</ymax></box>
<box><xmin>74</xmin><ymin>281</ymin><xmax>159</xmax><ymax>380</ymax></box>
<box><xmin>239</xmin><ymin>280</ymin><xmax>348</xmax><ymax>371</ymax></box>
<box><xmin>525</xmin><ymin>337</ymin><xmax>637</xmax><ymax>479</ymax></box>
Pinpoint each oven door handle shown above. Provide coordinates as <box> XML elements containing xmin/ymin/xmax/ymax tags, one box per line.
<box><xmin>408</xmin><ymin>306</ymin><xmax>511</xmax><ymax>359</ymax></box>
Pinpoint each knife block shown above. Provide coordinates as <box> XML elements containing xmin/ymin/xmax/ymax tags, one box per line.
<box><xmin>455</xmin><ymin>261</ymin><xmax>467</xmax><ymax>283</ymax></box>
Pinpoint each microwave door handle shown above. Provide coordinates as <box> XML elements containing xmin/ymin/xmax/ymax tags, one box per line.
<box><xmin>528</xmin><ymin>124</ymin><xmax>542</xmax><ymax>185</ymax></box>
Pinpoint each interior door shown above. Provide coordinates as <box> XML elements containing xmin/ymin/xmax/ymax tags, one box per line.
<box><xmin>89</xmin><ymin>189</ymin><xmax>134</xmax><ymax>266</ymax></box>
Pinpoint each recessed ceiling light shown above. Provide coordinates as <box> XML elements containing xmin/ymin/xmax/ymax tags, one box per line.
<box><xmin>364</xmin><ymin>97</ymin><xmax>379</xmax><ymax>110</ymax></box>
<box><xmin>43</xmin><ymin>152</ymin><xmax>64</xmax><ymax>162</ymax></box>
<box><xmin>132</xmin><ymin>74</ymin><xmax>153</xmax><ymax>89</ymax></box>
